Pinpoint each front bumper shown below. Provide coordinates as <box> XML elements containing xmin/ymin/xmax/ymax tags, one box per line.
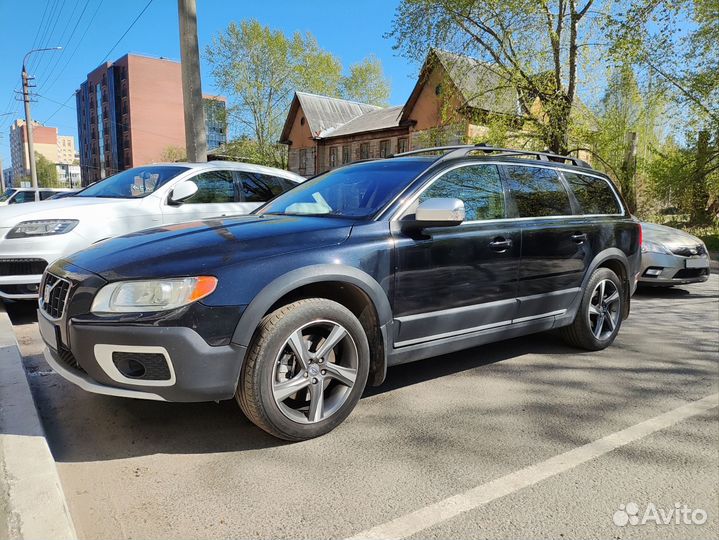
<box><xmin>40</xmin><ymin>311</ymin><xmax>247</xmax><ymax>402</ymax></box>
<box><xmin>0</xmin><ymin>231</ymin><xmax>90</xmax><ymax>299</ymax></box>
<box><xmin>638</xmin><ymin>252</ymin><xmax>710</xmax><ymax>286</ymax></box>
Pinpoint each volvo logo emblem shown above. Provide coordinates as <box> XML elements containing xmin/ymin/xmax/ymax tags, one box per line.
<box><xmin>42</xmin><ymin>280</ymin><xmax>58</xmax><ymax>307</ymax></box>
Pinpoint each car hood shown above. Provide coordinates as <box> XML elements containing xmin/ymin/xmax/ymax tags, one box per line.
<box><xmin>65</xmin><ymin>214</ymin><xmax>355</xmax><ymax>280</ymax></box>
<box><xmin>0</xmin><ymin>197</ymin><xmax>143</xmax><ymax>227</ymax></box>
<box><xmin>642</xmin><ymin>222</ymin><xmax>703</xmax><ymax>248</ymax></box>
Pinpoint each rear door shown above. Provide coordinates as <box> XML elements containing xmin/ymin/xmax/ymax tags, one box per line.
<box><xmin>392</xmin><ymin>163</ymin><xmax>521</xmax><ymax>346</ymax></box>
<box><xmin>502</xmin><ymin>164</ymin><xmax>589</xmax><ymax>321</ymax></box>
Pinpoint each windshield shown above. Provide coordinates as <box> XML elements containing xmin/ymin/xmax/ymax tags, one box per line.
<box><xmin>77</xmin><ymin>166</ymin><xmax>189</xmax><ymax>199</ymax></box>
<box><xmin>258</xmin><ymin>159</ymin><xmax>432</xmax><ymax>219</ymax></box>
<box><xmin>0</xmin><ymin>189</ymin><xmax>16</xmax><ymax>202</ymax></box>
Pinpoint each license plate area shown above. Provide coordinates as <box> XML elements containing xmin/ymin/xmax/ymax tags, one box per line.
<box><xmin>685</xmin><ymin>258</ymin><xmax>706</xmax><ymax>269</ymax></box>
<box><xmin>38</xmin><ymin>314</ymin><xmax>59</xmax><ymax>351</ymax></box>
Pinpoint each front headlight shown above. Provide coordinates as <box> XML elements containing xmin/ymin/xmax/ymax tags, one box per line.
<box><xmin>91</xmin><ymin>276</ymin><xmax>218</xmax><ymax>314</ymax></box>
<box><xmin>641</xmin><ymin>240</ymin><xmax>671</xmax><ymax>255</ymax></box>
<box><xmin>7</xmin><ymin>219</ymin><xmax>79</xmax><ymax>239</ymax></box>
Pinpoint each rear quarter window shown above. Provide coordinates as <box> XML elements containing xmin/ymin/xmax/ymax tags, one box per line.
<box><xmin>563</xmin><ymin>172</ymin><xmax>622</xmax><ymax>215</ymax></box>
<box><xmin>503</xmin><ymin>165</ymin><xmax>572</xmax><ymax>217</ymax></box>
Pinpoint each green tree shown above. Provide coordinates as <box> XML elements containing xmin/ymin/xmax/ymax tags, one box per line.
<box><xmin>161</xmin><ymin>145</ymin><xmax>187</xmax><ymax>163</ymax></box>
<box><xmin>35</xmin><ymin>152</ymin><xmax>58</xmax><ymax>188</ymax></box>
<box><xmin>341</xmin><ymin>55</ymin><xmax>391</xmax><ymax>106</ymax></box>
<box><xmin>206</xmin><ymin>19</ymin><xmax>390</xmax><ymax>168</ymax></box>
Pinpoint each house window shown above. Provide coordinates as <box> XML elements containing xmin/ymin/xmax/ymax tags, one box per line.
<box><xmin>329</xmin><ymin>146</ymin><xmax>338</xmax><ymax>168</ymax></box>
<box><xmin>342</xmin><ymin>145</ymin><xmax>350</xmax><ymax>164</ymax></box>
<box><xmin>397</xmin><ymin>137</ymin><xmax>408</xmax><ymax>153</ymax></box>
<box><xmin>299</xmin><ymin>149</ymin><xmax>307</xmax><ymax>175</ymax></box>
<box><xmin>360</xmin><ymin>142</ymin><xmax>370</xmax><ymax>160</ymax></box>
<box><xmin>379</xmin><ymin>140</ymin><xmax>390</xmax><ymax>158</ymax></box>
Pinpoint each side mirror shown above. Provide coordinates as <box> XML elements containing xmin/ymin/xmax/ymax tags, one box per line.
<box><xmin>169</xmin><ymin>180</ymin><xmax>198</xmax><ymax>204</ymax></box>
<box><xmin>404</xmin><ymin>197</ymin><xmax>465</xmax><ymax>229</ymax></box>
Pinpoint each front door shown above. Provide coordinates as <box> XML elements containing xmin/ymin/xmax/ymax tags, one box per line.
<box><xmin>392</xmin><ymin>163</ymin><xmax>521</xmax><ymax>347</ymax></box>
<box><xmin>501</xmin><ymin>164</ymin><xmax>588</xmax><ymax>320</ymax></box>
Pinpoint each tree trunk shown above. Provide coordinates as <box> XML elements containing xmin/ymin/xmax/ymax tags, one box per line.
<box><xmin>621</xmin><ymin>131</ymin><xmax>638</xmax><ymax>213</ymax></box>
<box><xmin>693</xmin><ymin>130</ymin><xmax>710</xmax><ymax>224</ymax></box>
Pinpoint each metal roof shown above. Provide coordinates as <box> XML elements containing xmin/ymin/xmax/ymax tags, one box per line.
<box><xmin>321</xmin><ymin>105</ymin><xmax>404</xmax><ymax>139</ymax></box>
<box><xmin>296</xmin><ymin>92</ymin><xmax>381</xmax><ymax>137</ymax></box>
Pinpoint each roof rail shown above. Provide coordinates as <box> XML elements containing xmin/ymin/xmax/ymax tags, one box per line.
<box><xmin>393</xmin><ymin>144</ymin><xmax>592</xmax><ymax>169</ymax></box>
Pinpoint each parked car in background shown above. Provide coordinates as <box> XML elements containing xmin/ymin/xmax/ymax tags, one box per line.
<box><xmin>639</xmin><ymin>222</ymin><xmax>710</xmax><ymax>286</ymax></box>
<box><xmin>37</xmin><ymin>145</ymin><xmax>641</xmax><ymax>440</ymax></box>
<box><xmin>0</xmin><ymin>187</ymin><xmax>77</xmax><ymax>205</ymax></box>
<box><xmin>0</xmin><ymin>161</ymin><xmax>303</xmax><ymax>299</ymax></box>
<box><xmin>46</xmin><ymin>191</ymin><xmax>78</xmax><ymax>200</ymax></box>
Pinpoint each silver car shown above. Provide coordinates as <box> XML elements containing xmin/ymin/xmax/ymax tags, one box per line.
<box><xmin>639</xmin><ymin>222</ymin><xmax>711</xmax><ymax>286</ymax></box>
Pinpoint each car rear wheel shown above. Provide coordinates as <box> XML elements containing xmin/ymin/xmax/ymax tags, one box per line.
<box><xmin>560</xmin><ymin>267</ymin><xmax>624</xmax><ymax>351</ymax></box>
<box><xmin>236</xmin><ymin>298</ymin><xmax>369</xmax><ymax>441</ymax></box>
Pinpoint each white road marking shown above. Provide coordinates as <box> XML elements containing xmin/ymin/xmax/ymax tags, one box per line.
<box><xmin>348</xmin><ymin>393</ymin><xmax>719</xmax><ymax>540</ymax></box>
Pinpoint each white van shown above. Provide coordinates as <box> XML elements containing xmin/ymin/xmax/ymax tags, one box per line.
<box><xmin>0</xmin><ymin>161</ymin><xmax>303</xmax><ymax>299</ymax></box>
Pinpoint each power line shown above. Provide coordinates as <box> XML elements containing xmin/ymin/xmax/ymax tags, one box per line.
<box><xmin>42</xmin><ymin>0</ymin><xmax>105</xmax><ymax>97</ymax></box>
<box><xmin>100</xmin><ymin>0</ymin><xmax>155</xmax><ymax>63</ymax></box>
<box><xmin>42</xmin><ymin>0</ymin><xmax>155</xmax><ymax>125</ymax></box>
<box><xmin>36</xmin><ymin>0</ymin><xmax>86</xmax><ymax>90</ymax></box>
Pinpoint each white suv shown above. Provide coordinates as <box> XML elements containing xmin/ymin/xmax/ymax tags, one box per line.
<box><xmin>0</xmin><ymin>187</ymin><xmax>77</xmax><ymax>205</ymax></box>
<box><xmin>0</xmin><ymin>161</ymin><xmax>303</xmax><ymax>299</ymax></box>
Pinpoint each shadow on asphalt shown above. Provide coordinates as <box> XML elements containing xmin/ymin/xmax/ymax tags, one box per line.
<box><xmin>5</xmin><ymin>281</ymin><xmax>718</xmax><ymax>463</ymax></box>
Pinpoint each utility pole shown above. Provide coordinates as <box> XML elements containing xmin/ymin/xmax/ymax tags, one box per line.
<box><xmin>21</xmin><ymin>67</ymin><xmax>39</xmax><ymax>188</ymax></box>
<box><xmin>21</xmin><ymin>47</ymin><xmax>61</xmax><ymax>188</ymax></box>
<box><xmin>177</xmin><ymin>0</ymin><xmax>207</xmax><ymax>162</ymax></box>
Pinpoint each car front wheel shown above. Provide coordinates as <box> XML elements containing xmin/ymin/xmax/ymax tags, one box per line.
<box><xmin>236</xmin><ymin>298</ymin><xmax>370</xmax><ymax>441</ymax></box>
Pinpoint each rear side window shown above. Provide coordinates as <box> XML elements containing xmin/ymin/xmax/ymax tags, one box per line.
<box><xmin>504</xmin><ymin>165</ymin><xmax>572</xmax><ymax>217</ymax></box>
<box><xmin>240</xmin><ymin>173</ymin><xmax>295</xmax><ymax>202</ymax></box>
<box><xmin>183</xmin><ymin>170</ymin><xmax>236</xmax><ymax>204</ymax></box>
<box><xmin>563</xmin><ymin>172</ymin><xmax>621</xmax><ymax>215</ymax></box>
<box><xmin>419</xmin><ymin>164</ymin><xmax>505</xmax><ymax>221</ymax></box>
<box><xmin>39</xmin><ymin>190</ymin><xmax>56</xmax><ymax>200</ymax></box>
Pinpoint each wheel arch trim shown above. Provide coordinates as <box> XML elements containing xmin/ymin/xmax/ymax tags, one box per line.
<box><xmin>230</xmin><ymin>264</ymin><xmax>393</xmax><ymax>347</ymax></box>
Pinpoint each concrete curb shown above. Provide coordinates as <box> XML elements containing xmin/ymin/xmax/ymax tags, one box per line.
<box><xmin>0</xmin><ymin>305</ymin><xmax>77</xmax><ymax>540</ymax></box>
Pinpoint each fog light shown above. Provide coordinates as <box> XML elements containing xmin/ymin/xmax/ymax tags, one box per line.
<box><xmin>28</xmin><ymin>284</ymin><xmax>39</xmax><ymax>292</ymax></box>
<box><xmin>644</xmin><ymin>267</ymin><xmax>663</xmax><ymax>277</ymax></box>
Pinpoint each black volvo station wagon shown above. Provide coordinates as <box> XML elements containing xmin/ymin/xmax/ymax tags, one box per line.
<box><xmin>38</xmin><ymin>146</ymin><xmax>642</xmax><ymax>440</ymax></box>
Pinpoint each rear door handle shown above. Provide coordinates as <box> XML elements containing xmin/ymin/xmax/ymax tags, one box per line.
<box><xmin>571</xmin><ymin>232</ymin><xmax>587</xmax><ymax>243</ymax></box>
<box><xmin>489</xmin><ymin>237</ymin><xmax>513</xmax><ymax>252</ymax></box>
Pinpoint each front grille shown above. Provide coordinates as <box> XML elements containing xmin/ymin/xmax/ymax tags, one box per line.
<box><xmin>0</xmin><ymin>258</ymin><xmax>47</xmax><ymax>276</ymax></box>
<box><xmin>671</xmin><ymin>245</ymin><xmax>707</xmax><ymax>257</ymax></box>
<box><xmin>58</xmin><ymin>346</ymin><xmax>85</xmax><ymax>374</ymax></box>
<box><xmin>40</xmin><ymin>274</ymin><xmax>71</xmax><ymax>319</ymax></box>
<box><xmin>674</xmin><ymin>268</ymin><xmax>709</xmax><ymax>279</ymax></box>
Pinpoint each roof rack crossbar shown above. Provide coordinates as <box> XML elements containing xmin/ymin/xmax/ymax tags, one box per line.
<box><xmin>393</xmin><ymin>144</ymin><xmax>592</xmax><ymax>169</ymax></box>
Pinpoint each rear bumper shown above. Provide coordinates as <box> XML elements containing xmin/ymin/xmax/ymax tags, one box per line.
<box><xmin>39</xmin><ymin>311</ymin><xmax>247</xmax><ymax>402</ymax></box>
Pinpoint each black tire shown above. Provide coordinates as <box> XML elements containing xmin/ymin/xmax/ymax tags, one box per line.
<box><xmin>560</xmin><ymin>268</ymin><xmax>624</xmax><ymax>351</ymax></box>
<box><xmin>236</xmin><ymin>298</ymin><xmax>370</xmax><ymax>441</ymax></box>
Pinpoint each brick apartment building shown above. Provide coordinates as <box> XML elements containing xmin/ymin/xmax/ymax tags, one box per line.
<box><xmin>9</xmin><ymin>119</ymin><xmax>75</xmax><ymax>179</ymax></box>
<box><xmin>76</xmin><ymin>54</ymin><xmax>227</xmax><ymax>184</ymax></box>
<box><xmin>280</xmin><ymin>50</ymin><xmax>591</xmax><ymax>177</ymax></box>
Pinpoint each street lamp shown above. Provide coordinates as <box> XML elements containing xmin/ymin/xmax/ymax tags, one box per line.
<box><xmin>21</xmin><ymin>46</ymin><xmax>61</xmax><ymax>189</ymax></box>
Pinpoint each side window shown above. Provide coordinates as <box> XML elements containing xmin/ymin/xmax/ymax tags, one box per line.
<box><xmin>342</xmin><ymin>145</ymin><xmax>350</xmax><ymax>164</ymax></box>
<box><xmin>11</xmin><ymin>191</ymin><xmax>34</xmax><ymax>204</ymax></box>
<box><xmin>39</xmin><ymin>190</ymin><xmax>56</xmax><ymax>200</ymax></box>
<box><xmin>504</xmin><ymin>165</ymin><xmax>572</xmax><ymax>217</ymax></box>
<box><xmin>329</xmin><ymin>147</ymin><xmax>338</xmax><ymax>168</ymax></box>
<box><xmin>563</xmin><ymin>172</ymin><xmax>621</xmax><ymax>215</ymax></box>
<box><xmin>416</xmin><ymin>164</ymin><xmax>505</xmax><ymax>221</ymax></box>
<box><xmin>182</xmin><ymin>170</ymin><xmax>236</xmax><ymax>204</ymax></box>
<box><xmin>239</xmin><ymin>173</ymin><xmax>295</xmax><ymax>202</ymax></box>
<box><xmin>359</xmin><ymin>143</ymin><xmax>370</xmax><ymax>160</ymax></box>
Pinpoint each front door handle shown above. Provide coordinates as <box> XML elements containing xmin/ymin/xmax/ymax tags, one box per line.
<box><xmin>571</xmin><ymin>232</ymin><xmax>587</xmax><ymax>243</ymax></box>
<box><xmin>489</xmin><ymin>237</ymin><xmax>513</xmax><ymax>252</ymax></box>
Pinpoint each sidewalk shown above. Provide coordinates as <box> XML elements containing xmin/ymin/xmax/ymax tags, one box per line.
<box><xmin>0</xmin><ymin>304</ymin><xmax>76</xmax><ymax>540</ymax></box>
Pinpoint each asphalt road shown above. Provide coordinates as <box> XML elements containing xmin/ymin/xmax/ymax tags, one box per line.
<box><xmin>6</xmin><ymin>276</ymin><xmax>719</xmax><ymax>540</ymax></box>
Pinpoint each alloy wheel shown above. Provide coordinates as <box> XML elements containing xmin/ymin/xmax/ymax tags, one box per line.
<box><xmin>271</xmin><ymin>319</ymin><xmax>359</xmax><ymax>424</ymax></box>
<box><xmin>587</xmin><ymin>279</ymin><xmax>621</xmax><ymax>340</ymax></box>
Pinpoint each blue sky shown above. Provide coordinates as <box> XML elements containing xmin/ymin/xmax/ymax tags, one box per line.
<box><xmin>0</xmin><ymin>0</ymin><xmax>418</xmax><ymax>167</ymax></box>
